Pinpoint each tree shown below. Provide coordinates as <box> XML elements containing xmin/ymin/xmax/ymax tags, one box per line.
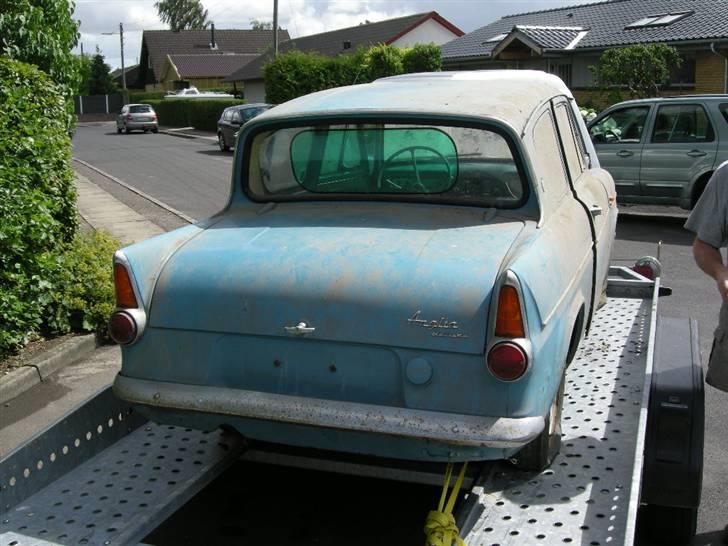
<box><xmin>0</xmin><ymin>0</ymin><xmax>81</xmax><ymax>93</ymax></box>
<box><xmin>590</xmin><ymin>43</ymin><xmax>682</xmax><ymax>100</ymax></box>
<box><xmin>250</xmin><ymin>19</ymin><xmax>272</xmax><ymax>30</ymax></box>
<box><xmin>85</xmin><ymin>49</ymin><xmax>117</xmax><ymax>95</ymax></box>
<box><xmin>155</xmin><ymin>0</ymin><xmax>209</xmax><ymax>31</ymax></box>
<box><xmin>403</xmin><ymin>43</ymin><xmax>442</xmax><ymax>74</ymax></box>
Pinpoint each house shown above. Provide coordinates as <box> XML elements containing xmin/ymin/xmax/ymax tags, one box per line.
<box><xmin>159</xmin><ymin>54</ymin><xmax>258</xmax><ymax>90</ymax></box>
<box><xmin>111</xmin><ymin>64</ymin><xmax>139</xmax><ymax>89</ymax></box>
<box><xmin>440</xmin><ymin>0</ymin><xmax>728</xmax><ymax>103</ymax></box>
<box><xmin>136</xmin><ymin>27</ymin><xmax>290</xmax><ymax>90</ymax></box>
<box><xmin>225</xmin><ymin>12</ymin><xmax>464</xmax><ymax>103</ymax></box>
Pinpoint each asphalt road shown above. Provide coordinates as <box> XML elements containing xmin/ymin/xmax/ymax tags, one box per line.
<box><xmin>73</xmin><ymin>123</ymin><xmax>728</xmax><ymax>545</ymax></box>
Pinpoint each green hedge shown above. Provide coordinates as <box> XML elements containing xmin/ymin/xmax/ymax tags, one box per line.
<box><xmin>144</xmin><ymin>98</ymin><xmax>246</xmax><ymax>131</ymax></box>
<box><xmin>0</xmin><ymin>57</ymin><xmax>79</xmax><ymax>357</ymax></box>
<box><xmin>264</xmin><ymin>43</ymin><xmax>442</xmax><ymax>104</ymax></box>
<box><xmin>128</xmin><ymin>90</ymin><xmax>167</xmax><ymax>102</ymax></box>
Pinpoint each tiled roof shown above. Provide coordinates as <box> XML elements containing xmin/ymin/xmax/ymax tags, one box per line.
<box><xmin>225</xmin><ymin>12</ymin><xmax>462</xmax><ymax>83</ymax></box>
<box><xmin>143</xmin><ymin>29</ymin><xmax>290</xmax><ymax>83</ymax></box>
<box><xmin>167</xmin><ymin>54</ymin><xmax>258</xmax><ymax>78</ymax></box>
<box><xmin>441</xmin><ymin>0</ymin><xmax>728</xmax><ymax>60</ymax></box>
<box><xmin>515</xmin><ymin>26</ymin><xmax>585</xmax><ymax>50</ymax></box>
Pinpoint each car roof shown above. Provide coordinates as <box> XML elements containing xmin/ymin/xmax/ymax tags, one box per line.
<box><xmin>254</xmin><ymin>70</ymin><xmax>573</xmax><ymax>133</ymax></box>
<box><xmin>226</xmin><ymin>103</ymin><xmax>271</xmax><ymax>110</ymax></box>
<box><xmin>127</xmin><ymin>103</ymin><xmax>153</xmax><ymax>107</ymax></box>
<box><xmin>607</xmin><ymin>95</ymin><xmax>728</xmax><ymax>108</ymax></box>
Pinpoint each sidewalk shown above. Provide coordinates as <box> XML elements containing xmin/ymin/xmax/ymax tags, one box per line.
<box><xmin>0</xmin><ymin>172</ymin><xmax>166</xmax><ymax>455</ymax></box>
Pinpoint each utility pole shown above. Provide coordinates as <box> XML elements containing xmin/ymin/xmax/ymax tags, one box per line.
<box><xmin>120</xmin><ymin>22</ymin><xmax>126</xmax><ymax>91</ymax></box>
<box><xmin>273</xmin><ymin>0</ymin><xmax>279</xmax><ymax>56</ymax></box>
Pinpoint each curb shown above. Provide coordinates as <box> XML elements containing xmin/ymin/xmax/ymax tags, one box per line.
<box><xmin>159</xmin><ymin>128</ymin><xmax>217</xmax><ymax>142</ymax></box>
<box><xmin>0</xmin><ymin>335</ymin><xmax>97</xmax><ymax>405</ymax></box>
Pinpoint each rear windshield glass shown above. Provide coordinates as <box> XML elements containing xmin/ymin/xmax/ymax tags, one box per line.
<box><xmin>246</xmin><ymin>123</ymin><xmax>524</xmax><ymax>207</ymax></box>
<box><xmin>130</xmin><ymin>105</ymin><xmax>152</xmax><ymax>113</ymax></box>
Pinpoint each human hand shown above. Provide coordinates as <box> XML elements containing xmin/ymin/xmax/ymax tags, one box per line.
<box><xmin>716</xmin><ymin>267</ymin><xmax>728</xmax><ymax>303</ymax></box>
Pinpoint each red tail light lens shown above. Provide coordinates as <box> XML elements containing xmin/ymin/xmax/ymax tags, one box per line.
<box><xmin>109</xmin><ymin>311</ymin><xmax>137</xmax><ymax>345</ymax></box>
<box><xmin>126</xmin><ymin>114</ymin><xmax>133</xmax><ymax>120</ymax></box>
<box><xmin>487</xmin><ymin>342</ymin><xmax>528</xmax><ymax>381</ymax></box>
<box><xmin>495</xmin><ymin>285</ymin><xmax>525</xmax><ymax>338</ymax></box>
<box><xmin>114</xmin><ymin>263</ymin><xmax>138</xmax><ymax>308</ymax></box>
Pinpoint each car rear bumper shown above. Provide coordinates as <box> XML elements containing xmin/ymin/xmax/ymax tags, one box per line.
<box><xmin>123</xmin><ymin>120</ymin><xmax>158</xmax><ymax>129</ymax></box>
<box><xmin>113</xmin><ymin>374</ymin><xmax>544</xmax><ymax>448</ymax></box>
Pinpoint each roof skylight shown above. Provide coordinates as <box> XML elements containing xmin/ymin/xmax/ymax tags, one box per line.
<box><xmin>625</xmin><ymin>11</ymin><xmax>693</xmax><ymax>29</ymax></box>
<box><xmin>486</xmin><ymin>33</ymin><xmax>508</xmax><ymax>42</ymax></box>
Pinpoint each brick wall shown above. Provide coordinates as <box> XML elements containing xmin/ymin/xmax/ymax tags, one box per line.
<box><xmin>694</xmin><ymin>52</ymin><xmax>726</xmax><ymax>94</ymax></box>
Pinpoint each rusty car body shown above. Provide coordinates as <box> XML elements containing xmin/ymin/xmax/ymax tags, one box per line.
<box><xmin>111</xmin><ymin>71</ymin><xmax>617</xmax><ymax>468</ymax></box>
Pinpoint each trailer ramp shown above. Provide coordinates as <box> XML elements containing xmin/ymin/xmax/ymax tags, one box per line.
<box><xmin>458</xmin><ymin>281</ymin><xmax>659</xmax><ymax>545</ymax></box>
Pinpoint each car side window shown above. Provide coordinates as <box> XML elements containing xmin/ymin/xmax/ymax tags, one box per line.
<box><xmin>589</xmin><ymin>106</ymin><xmax>650</xmax><ymax>144</ymax></box>
<box><xmin>553</xmin><ymin>102</ymin><xmax>585</xmax><ymax>183</ymax></box>
<box><xmin>720</xmin><ymin>103</ymin><xmax>728</xmax><ymax>123</ymax></box>
<box><xmin>532</xmin><ymin>109</ymin><xmax>569</xmax><ymax>207</ymax></box>
<box><xmin>651</xmin><ymin>104</ymin><xmax>715</xmax><ymax>143</ymax></box>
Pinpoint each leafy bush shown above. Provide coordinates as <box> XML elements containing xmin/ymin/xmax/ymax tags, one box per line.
<box><xmin>0</xmin><ymin>57</ymin><xmax>79</xmax><ymax>357</ymax></box>
<box><xmin>402</xmin><ymin>43</ymin><xmax>442</xmax><ymax>73</ymax></box>
<box><xmin>590</xmin><ymin>43</ymin><xmax>682</xmax><ymax>99</ymax></box>
<box><xmin>47</xmin><ymin>231</ymin><xmax>119</xmax><ymax>335</ymax></box>
<box><xmin>264</xmin><ymin>43</ymin><xmax>442</xmax><ymax>104</ymax></box>
<box><xmin>144</xmin><ymin>98</ymin><xmax>245</xmax><ymax>131</ymax></box>
<box><xmin>364</xmin><ymin>44</ymin><xmax>404</xmax><ymax>80</ymax></box>
<box><xmin>128</xmin><ymin>90</ymin><xmax>167</xmax><ymax>102</ymax></box>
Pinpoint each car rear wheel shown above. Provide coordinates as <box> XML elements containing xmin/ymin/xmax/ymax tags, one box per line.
<box><xmin>125</xmin><ymin>126</ymin><xmax>131</xmax><ymax>134</ymax></box>
<box><xmin>117</xmin><ymin>127</ymin><xmax>122</xmax><ymax>134</ymax></box>
<box><xmin>152</xmin><ymin>127</ymin><xmax>158</xmax><ymax>134</ymax></box>
<box><xmin>513</xmin><ymin>372</ymin><xmax>565</xmax><ymax>471</ymax></box>
<box><xmin>218</xmin><ymin>132</ymin><xmax>230</xmax><ymax>152</ymax></box>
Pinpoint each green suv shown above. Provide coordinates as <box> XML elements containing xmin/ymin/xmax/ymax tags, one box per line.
<box><xmin>588</xmin><ymin>96</ymin><xmax>728</xmax><ymax>209</ymax></box>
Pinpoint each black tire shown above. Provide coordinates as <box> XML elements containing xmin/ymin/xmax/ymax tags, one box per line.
<box><xmin>143</xmin><ymin>128</ymin><xmax>149</xmax><ymax>133</ymax></box>
<box><xmin>218</xmin><ymin>132</ymin><xmax>230</xmax><ymax>152</ymax></box>
<box><xmin>152</xmin><ymin>127</ymin><xmax>158</xmax><ymax>134</ymax></box>
<box><xmin>117</xmin><ymin>127</ymin><xmax>122</xmax><ymax>134</ymax></box>
<box><xmin>513</xmin><ymin>373</ymin><xmax>565</xmax><ymax>471</ymax></box>
<box><xmin>690</xmin><ymin>173</ymin><xmax>712</xmax><ymax>209</ymax></box>
<box><xmin>125</xmin><ymin>126</ymin><xmax>131</xmax><ymax>134</ymax></box>
<box><xmin>637</xmin><ymin>504</ymin><xmax>697</xmax><ymax>545</ymax></box>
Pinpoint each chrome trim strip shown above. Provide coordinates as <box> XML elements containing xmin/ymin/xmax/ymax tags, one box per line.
<box><xmin>113</xmin><ymin>375</ymin><xmax>545</xmax><ymax>448</ymax></box>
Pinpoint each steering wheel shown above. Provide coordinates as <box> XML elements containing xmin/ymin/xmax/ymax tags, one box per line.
<box><xmin>377</xmin><ymin>146</ymin><xmax>452</xmax><ymax>192</ymax></box>
<box><xmin>604</xmin><ymin>128</ymin><xmax>621</xmax><ymax>143</ymax></box>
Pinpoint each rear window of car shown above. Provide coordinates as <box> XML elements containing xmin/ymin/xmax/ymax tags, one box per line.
<box><xmin>130</xmin><ymin>105</ymin><xmax>152</xmax><ymax>113</ymax></box>
<box><xmin>246</xmin><ymin>122</ymin><xmax>526</xmax><ymax>208</ymax></box>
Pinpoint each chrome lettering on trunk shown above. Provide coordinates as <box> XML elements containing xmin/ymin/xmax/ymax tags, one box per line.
<box><xmin>408</xmin><ymin>311</ymin><xmax>468</xmax><ymax>339</ymax></box>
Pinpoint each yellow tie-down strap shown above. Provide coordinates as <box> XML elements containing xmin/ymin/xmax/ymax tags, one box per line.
<box><xmin>424</xmin><ymin>462</ymin><xmax>468</xmax><ymax>546</ymax></box>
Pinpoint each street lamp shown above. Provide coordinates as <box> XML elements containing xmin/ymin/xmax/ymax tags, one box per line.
<box><xmin>102</xmin><ymin>23</ymin><xmax>126</xmax><ymax>91</ymax></box>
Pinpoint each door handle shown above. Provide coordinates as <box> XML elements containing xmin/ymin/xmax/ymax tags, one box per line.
<box><xmin>616</xmin><ymin>150</ymin><xmax>634</xmax><ymax>157</ymax></box>
<box><xmin>687</xmin><ymin>150</ymin><xmax>707</xmax><ymax>157</ymax></box>
<box><xmin>284</xmin><ymin>321</ymin><xmax>316</xmax><ymax>336</ymax></box>
<box><xmin>589</xmin><ymin>205</ymin><xmax>603</xmax><ymax>218</ymax></box>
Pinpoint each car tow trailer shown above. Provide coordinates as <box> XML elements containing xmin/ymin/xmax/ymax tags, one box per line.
<box><xmin>0</xmin><ymin>266</ymin><xmax>703</xmax><ymax>546</ymax></box>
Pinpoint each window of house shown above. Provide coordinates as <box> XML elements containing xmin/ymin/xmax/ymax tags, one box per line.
<box><xmin>651</xmin><ymin>104</ymin><xmax>715</xmax><ymax>143</ymax></box>
<box><xmin>668</xmin><ymin>58</ymin><xmax>696</xmax><ymax>87</ymax></box>
<box><xmin>550</xmin><ymin>63</ymin><xmax>573</xmax><ymax>87</ymax></box>
<box><xmin>625</xmin><ymin>11</ymin><xmax>692</xmax><ymax>29</ymax></box>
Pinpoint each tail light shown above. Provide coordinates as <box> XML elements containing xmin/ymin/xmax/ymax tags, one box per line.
<box><xmin>114</xmin><ymin>263</ymin><xmax>138</xmax><ymax>308</ymax></box>
<box><xmin>151</xmin><ymin>114</ymin><xmax>157</xmax><ymax>120</ymax></box>
<box><xmin>126</xmin><ymin>114</ymin><xmax>133</xmax><ymax>120</ymax></box>
<box><xmin>632</xmin><ymin>256</ymin><xmax>661</xmax><ymax>280</ymax></box>
<box><xmin>494</xmin><ymin>285</ymin><xmax>525</xmax><ymax>338</ymax></box>
<box><xmin>487</xmin><ymin>342</ymin><xmax>528</xmax><ymax>381</ymax></box>
<box><xmin>109</xmin><ymin>311</ymin><xmax>137</xmax><ymax>345</ymax></box>
<box><xmin>109</xmin><ymin>255</ymin><xmax>146</xmax><ymax>345</ymax></box>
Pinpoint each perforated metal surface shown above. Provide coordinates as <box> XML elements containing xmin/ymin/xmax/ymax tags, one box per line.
<box><xmin>0</xmin><ymin>424</ymin><xmax>243</xmax><ymax>546</ymax></box>
<box><xmin>462</xmin><ymin>296</ymin><xmax>654</xmax><ymax>546</ymax></box>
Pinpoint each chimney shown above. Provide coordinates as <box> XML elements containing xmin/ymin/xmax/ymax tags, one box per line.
<box><xmin>210</xmin><ymin>23</ymin><xmax>217</xmax><ymax>50</ymax></box>
<box><xmin>342</xmin><ymin>40</ymin><xmax>351</xmax><ymax>50</ymax></box>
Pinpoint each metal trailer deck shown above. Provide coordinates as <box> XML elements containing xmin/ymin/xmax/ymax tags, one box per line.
<box><xmin>0</xmin><ymin>268</ymin><xmax>686</xmax><ymax>546</ymax></box>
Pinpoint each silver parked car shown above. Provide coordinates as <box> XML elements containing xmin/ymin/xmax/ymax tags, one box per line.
<box><xmin>117</xmin><ymin>104</ymin><xmax>159</xmax><ymax>134</ymax></box>
<box><xmin>588</xmin><ymin>95</ymin><xmax>728</xmax><ymax>209</ymax></box>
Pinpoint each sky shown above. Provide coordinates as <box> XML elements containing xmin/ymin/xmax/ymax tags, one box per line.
<box><xmin>72</xmin><ymin>0</ymin><xmax>601</xmax><ymax>70</ymax></box>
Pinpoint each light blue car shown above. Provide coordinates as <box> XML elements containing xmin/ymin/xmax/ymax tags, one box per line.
<box><xmin>110</xmin><ymin>71</ymin><xmax>617</xmax><ymax>469</ymax></box>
